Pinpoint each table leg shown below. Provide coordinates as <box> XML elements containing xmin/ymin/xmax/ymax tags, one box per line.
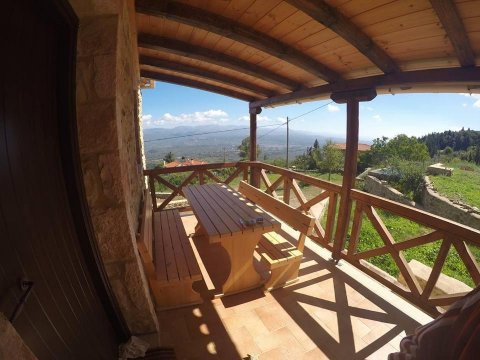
<box><xmin>220</xmin><ymin>231</ymin><xmax>263</xmax><ymax>295</ymax></box>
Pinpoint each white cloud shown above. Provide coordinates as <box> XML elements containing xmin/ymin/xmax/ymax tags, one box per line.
<box><xmin>145</xmin><ymin>109</ymin><xmax>230</xmax><ymax>128</ymax></box>
<box><xmin>462</xmin><ymin>103</ymin><xmax>468</xmax><ymax>108</ymax></box>
<box><xmin>373</xmin><ymin>114</ymin><xmax>382</xmax><ymax>122</ymax></box>
<box><xmin>459</xmin><ymin>93</ymin><xmax>480</xmax><ymax>108</ymax></box>
<box><xmin>238</xmin><ymin>115</ymin><xmax>284</xmax><ymax>124</ymax></box>
<box><xmin>327</xmin><ymin>104</ymin><xmax>340</xmax><ymax>112</ymax></box>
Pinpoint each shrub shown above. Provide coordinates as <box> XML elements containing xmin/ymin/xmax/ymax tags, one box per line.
<box><xmin>391</xmin><ymin>161</ymin><xmax>426</xmax><ymax>202</ymax></box>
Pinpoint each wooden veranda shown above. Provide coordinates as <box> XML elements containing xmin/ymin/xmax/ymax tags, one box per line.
<box><xmin>137</xmin><ymin>0</ymin><xmax>480</xmax><ymax>314</ymax></box>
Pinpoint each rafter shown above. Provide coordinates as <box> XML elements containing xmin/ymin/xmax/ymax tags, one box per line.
<box><xmin>285</xmin><ymin>0</ymin><xmax>400</xmax><ymax>74</ymax></box>
<box><xmin>429</xmin><ymin>0</ymin><xmax>476</xmax><ymax>67</ymax></box>
<box><xmin>250</xmin><ymin>66</ymin><xmax>480</xmax><ymax>109</ymax></box>
<box><xmin>138</xmin><ymin>33</ymin><xmax>299</xmax><ymax>91</ymax></box>
<box><xmin>136</xmin><ymin>0</ymin><xmax>340</xmax><ymax>82</ymax></box>
<box><xmin>140</xmin><ymin>70</ymin><xmax>255</xmax><ymax>102</ymax></box>
<box><xmin>139</xmin><ymin>55</ymin><xmax>274</xmax><ymax>98</ymax></box>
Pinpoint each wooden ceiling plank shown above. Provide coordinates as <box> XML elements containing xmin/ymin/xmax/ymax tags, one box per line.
<box><xmin>136</xmin><ymin>0</ymin><xmax>340</xmax><ymax>82</ymax></box>
<box><xmin>429</xmin><ymin>0</ymin><xmax>476</xmax><ymax>67</ymax></box>
<box><xmin>138</xmin><ymin>33</ymin><xmax>300</xmax><ymax>90</ymax></box>
<box><xmin>250</xmin><ymin>66</ymin><xmax>480</xmax><ymax>108</ymax></box>
<box><xmin>139</xmin><ymin>55</ymin><xmax>274</xmax><ymax>97</ymax></box>
<box><xmin>285</xmin><ymin>0</ymin><xmax>400</xmax><ymax>74</ymax></box>
<box><xmin>140</xmin><ymin>70</ymin><xmax>255</xmax><ymax>102</ymax></box>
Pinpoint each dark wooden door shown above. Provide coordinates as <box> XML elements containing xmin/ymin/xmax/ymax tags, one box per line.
<box><xmin>0</xmin><ymin>0</ymin><xmax>125</xmax><ymax>358</ymax></box>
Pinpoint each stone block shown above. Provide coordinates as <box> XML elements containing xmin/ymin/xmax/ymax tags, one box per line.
<box><xmin>106</xmin><ymin>261</ymin><xmax>159</xmax><ymax>334</ymax></box>
<box><xmin>76</xmin><ymin>58</ymin><xmax>95</xmax><ymax>105</ymax></box>
<box><xmin>94</xmin><ymin>54</ymin><xmax>117</xmax><ymax>99</ymax></box>
<box><xmin>398</xmin><ymin>259</ymin><xmax>472</xmax><ymax>297</ymax></box>
<box><xmin>0</xmin><ymin>313</ymin><xmax>37</xmax><ymax>360</ymax></box>
<box><xmin>77</xmin><ymin>16</ymin><xmax>118</xmax><ymax>57</ymax></box>
<box><xmin>92</xmin><ymin>207</ymin><xmax>136</xmax><ymax>263</ymax></box>
<box><xmin>81</xmin><ymin>152</ymin><xmax>124</xmax><ymax>213</ymax></box>
<box><xmin>69</xmin><ymin>0</ymin><xmax>121</xmax><ymax>17</ymax></box>
<box><xmin>77</xmin><ymin>101</ymin><xmax>118</xmax><ymax>154</ymax></box>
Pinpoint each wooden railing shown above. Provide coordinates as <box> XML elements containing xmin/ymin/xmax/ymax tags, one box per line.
<box><xmin>248</xmin><ymin>162</ymin><xmax>342</xmax><ymax>248</ymax></box>
<box><xmin>345</xmin><ymin>190</ymin><xmax>480</xmax><ymax>314</ymax></box>
<box><xmin>143</xmin><ymin>162</ymin><xmax>249</xmax><ymax>211</ymax></box>
<box><xmin>144</xmin><ymin>161</ymin><xmax>480</xmax><ymax>315</ymax></box>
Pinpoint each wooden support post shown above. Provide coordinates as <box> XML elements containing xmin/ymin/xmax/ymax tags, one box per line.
<box><xmin>283</xmin><ymin>177</ymin><xmax>291</xmax><ymax>205</ymax></box>
<box><xmin>249</xmin><ymin>106</ymin><xmax>261</xmax><ymax>187</ymax></box>
<box><xmin>332</xmin><ymin>88</ymin><xmax>376</xmax><ymax>262</ymax></box>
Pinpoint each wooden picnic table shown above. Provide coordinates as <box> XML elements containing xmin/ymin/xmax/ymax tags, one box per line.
<box><xmin>183</xmin><ymin>183</ymin><xmax>281</xmax><ymax>295</ymax></box>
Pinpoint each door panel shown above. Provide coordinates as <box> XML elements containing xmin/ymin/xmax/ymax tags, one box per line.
<box><xmin>1</xmin><ymin>0</ymin><xmax>123</xmax><ymax>358</ymax></box>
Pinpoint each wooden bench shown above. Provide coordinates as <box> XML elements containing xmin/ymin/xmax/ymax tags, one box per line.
<box><xmin>137</xmin><ymin>191</ymin><xmax>203</xmax><ymax>309</ymax></box>
<box><xmin>238</xmin><ymin>181</ymin><xmax>315</xmax><ymax>290</ymax></box>
<box><xmin>151</xmin><ymin>209</ymin><xmax>203</xmax><ymax>309</ymax></box>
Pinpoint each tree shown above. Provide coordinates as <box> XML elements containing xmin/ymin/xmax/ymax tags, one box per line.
<box><xmin>318</xmin><ymin>141</ymin><xmax>343</xmax><ymax>180</ymax></box>
<box><xmin>238</xmin><ymin>136</ymin><xmax>260</xmax><ymax>160</ymax></box>
<box><xmin>163</xmin><ymin>151</ymin><xmax>175</xmax><ymax>163</ymax></box>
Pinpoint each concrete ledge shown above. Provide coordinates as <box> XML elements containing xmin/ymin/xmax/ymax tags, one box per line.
<box><xmin>427</xmin><ymin>163</ymin><xmax>453</xmax><ymax>176</ymax></box>
<box><xmin>398</xmin><ymin>259</ymin><xmax>472</xmax><ymax>297</ymax></box>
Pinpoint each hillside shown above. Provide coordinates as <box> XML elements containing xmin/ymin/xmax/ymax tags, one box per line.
<box><xmin>143</xmin><ymin>125</ymin><xmax>347</xmax><ymax>167</ymax></box>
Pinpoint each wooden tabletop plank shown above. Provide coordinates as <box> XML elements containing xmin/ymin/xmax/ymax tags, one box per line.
<box><xmin>160</xmin><ymin>211</ymin><xmax>180</xmax><ymax>282</ymax></box>
<box><xmin>196</xmin><ymin>184</ymin><xmax>241</xmax><ymax>235</ymax></box>
<box><xmin>190</xmin><ymin>185</ymin><xmax>232</xmax><ymax>237</ymax></box>
<box><xmin>210</xmin><ymin>184</ymin><xmax>280</xmax><ymax>231</ymax></box>
<box><xmin>183</xmin><ymin>186</ymin><xmax>221</xmax><ymax>239</ymax></box>
<box><xmin>172</xmin><ymin>210</ymin><xmax>202</xmax><ymax>280</ymax></box>
<box><xmin>153</xmin><ymin>212</ymin><xmax>168</xmax><ymax>283</ymax></box>
<box><xmin>167</xmin><ymin>210</ymin><xmax>190</xmax><ymax>280</ymax></box>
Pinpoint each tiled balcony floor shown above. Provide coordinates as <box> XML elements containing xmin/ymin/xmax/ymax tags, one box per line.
<box><xmin>152</xmin><ymin>213</ymin><xmax>433</xmax><ymax>360</ymax></box>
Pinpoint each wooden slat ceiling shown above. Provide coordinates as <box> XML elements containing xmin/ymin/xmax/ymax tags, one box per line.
<box><xmin>135</xmin><ymin>0</ymin><xmax>480</xmax><ymax>108</ymax></box>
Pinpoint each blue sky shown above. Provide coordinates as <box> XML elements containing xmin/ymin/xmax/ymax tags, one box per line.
<box><xmin>141</xmin><ymin>82</ymin><xmax>480</xmax><ymax>141</ymax></box>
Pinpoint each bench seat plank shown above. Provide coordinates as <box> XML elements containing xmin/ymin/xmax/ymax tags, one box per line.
<box><xmin>172</xmin><ymin>209</ymin><xmax>202</xmax><ymax>281</ymax></box>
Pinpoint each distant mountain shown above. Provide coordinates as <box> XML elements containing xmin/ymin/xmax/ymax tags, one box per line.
<box><xmin>143</xmin><ymin>125</ymin><xmax>348</xmax><ymax>167</ymax></box>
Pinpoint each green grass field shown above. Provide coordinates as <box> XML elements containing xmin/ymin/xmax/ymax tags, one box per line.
<box><xmin>429</xmin><ymin>160</ymin><xmax>480</xmax><ymax>209</ymax></box>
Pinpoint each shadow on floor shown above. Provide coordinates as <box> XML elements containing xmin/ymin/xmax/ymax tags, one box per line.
<box><xmin>269</xmin><ymin>243</ymin><xmax>422</xmax><ymax>359</ymax></box>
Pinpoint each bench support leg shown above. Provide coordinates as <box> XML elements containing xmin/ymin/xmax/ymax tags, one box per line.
<box><xmin>264</xmin><ymin>258</ymin><xmax>302</xmax><ymax>291</ymax></box>
<box><xmin>150</xmin><ymin>279</ymin><xmax>202</xmax><ymax>310</ymax></box>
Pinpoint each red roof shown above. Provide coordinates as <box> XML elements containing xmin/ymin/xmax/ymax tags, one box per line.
<box><xmin>164</xmin><ymin>159</ymin><xmax>207</xmax><ymax>168</ymax></box>
<box><xmin>333</xmin><ymin>143</ymin><xmax>371</xmax><ymax>152</ymax></box>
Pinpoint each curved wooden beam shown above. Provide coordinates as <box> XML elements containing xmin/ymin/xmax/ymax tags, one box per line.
<box><xmin>136</xmin><ymin>0</ymin><xmax>340</xmax><ymax>82</ymax></box>
<box><xmin>429</xmin><ymin>0</ymin><xmax>476</xmax><ymax>67</ymax></box>
<box><xmin>140</xmin><ymin>70</ymin><xmax>255</xmax><ymax>102</ymax></box>
<box><xmin>138</xmin><ymin>33</ymin><xmax>299</xmax><ymax>91</ymax></box>
<box><xmin>285</xmin><ymin>0</ymin><xmax>400</xmax><ymax>74</ymax></box>
<box><xmin>250</xmin><ymin>66</ymin><xmax>480</xmax><ymax>108</ymax></box>
<box><xmin>139</xmin><ymin>55</ymin><xmax>274</xmax><ymax>98</ymax></box>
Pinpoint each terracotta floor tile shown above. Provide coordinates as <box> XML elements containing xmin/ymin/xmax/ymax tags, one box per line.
<box><xmin>258</xmin><ymin>347</ymin><xmax>290</xmax><ymax>360</ymax></box>
<box><xmin>254</xmin><ymin>326</ymin><xmax>302</xmax><ymax>353</ymax></box>
<box><xmin>300</xmin><ymin>347</ymin><xmax>329</xmax><ymax>360</ymax></box>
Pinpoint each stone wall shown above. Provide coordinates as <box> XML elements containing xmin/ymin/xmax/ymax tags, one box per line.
<box><xmin>364</xmin><ymin>175</ymin><xmax>415</xmax><ymax>207</ymax></box>
<box><xmin>70</xmin><ymin>0</ymin><xmax>158</xmax><ymax>334</ymax></box>
<box><xmin>0</xmin><ymin>313</ymin><xmax>37</xmax><ymax>360</ymax></box>
<box><xmin>423</xmin><ymin>177</ymin><xmax>480</xmax><ymax>230</ymax></box>
<box><xmin>363</xmin><ymin>174</ymin><xmax>480</xmax><ymax>231</ymax></box>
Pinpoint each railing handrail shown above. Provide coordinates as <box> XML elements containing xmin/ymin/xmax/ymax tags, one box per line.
<box><xmin>143</xmin><ymin>161</ymin><xmax>242</xmax><ymax>176</ymax></box>
<box><xmin>246</xmin><ymin>161</ymin><xmax>343</xmax><ymax>193</ymax></box>
<box><xmin>351</xmin><ymin>189</ymin><xmax>480</xmax><ymax>245</ymax></box>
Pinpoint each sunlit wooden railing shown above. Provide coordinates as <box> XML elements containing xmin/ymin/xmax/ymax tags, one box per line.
<box><xmin>143</xmin><ymin>162</ymin><xmax>248</xmax><ymax>211</ymax></box>
<box><xmin>144</xmin><ymin>161</ymin><xmax>480</xmax><ymax>315</ymax></box>
<box><xmin>248</xmin><ymin>162</ymin><xmax>342</xmax><ymax>248</ymax></box>
<box><xmin>345</xmin><ymin>190</ymin><xmax>480</xmax><ymax>314</ymax></box>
